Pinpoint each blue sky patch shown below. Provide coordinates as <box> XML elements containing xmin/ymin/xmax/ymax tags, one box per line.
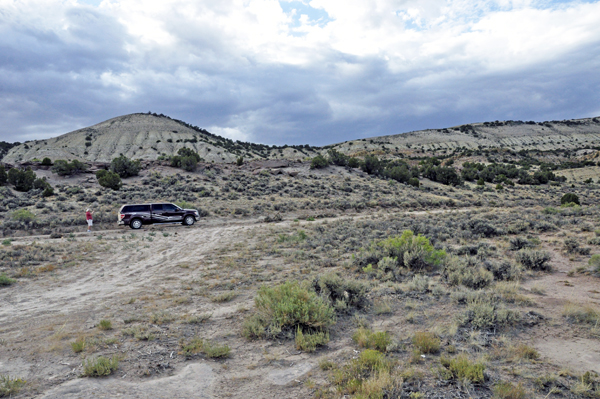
<box><xmin>279</xmin><ymin>1</ymin><xmax>333</xmax><ymax>28</ymax></box>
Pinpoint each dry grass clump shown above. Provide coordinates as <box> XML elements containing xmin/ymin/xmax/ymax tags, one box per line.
<box><xmin>179</xmin><ymin>337</ymin><xmax>230</xmax><ymax>359</ymax></box>
<box><xmin>492</xmin><ymin>381</ymin><xmax>526</xmax><ymax>399</ymax></box>
<box><xmin>295</xmin><ymin>328</ymin><xmax>330</xmax><ymax>352</ymax></box>
<box><xmin>82</xmin><ymin>356</ymin><xmax>119</xmax><ymax>377</ymax></box>
<box><xmin>0</xmin><ymin>375</ymin><xmax>26</xmax><ymax>397</ymax></box>
<box><xmin>211</xmin><ymin>291</ymin><xmax>237</xmax><ymax>303</ymax></box>
<box><xmin>439</xmin><ymin>355</ymin><xmax>485</xmax><ymax>383</ymax></box>
<box><xmin>352</xmin><ymin>328</ymin><xmax>392</xmax><ymax>352</ymax></box>
<box><xmin>97</xmin><ymin>319</ymin><xmax>112</xmax><ymax>330</ymax></box>
<box><xmin>412</xmin><ymin>332</ymin><xmax>440</xmax><ymax>354</ymax></box>
<box><xmin>562</xmin><ymin>303</ymin><xmax>600</xmax><ymax>325</ymax></box>
<box><xmin>242</xmin><ymin>281</ymin><xmax>336</xmax><ymax>339</ymax></box>
<box><xmin>70</xmin><ymin>337</ymin><xmax>86</xmax><ymax>353</ymax></box>
<box><xmin>323</xmin><ymin>349</ymin><xmax>400</xmax><ymax>398</ymax></box>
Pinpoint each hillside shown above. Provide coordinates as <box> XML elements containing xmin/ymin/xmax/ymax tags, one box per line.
<box><xmin>4</xmin><ymin>114</ymin><xmax>600</xmax><ymax>164</ymax></box>
<box><xmin>2</xmin><ymin>113</ymin><xmax>319</xmax><ymax>164</ymax></box>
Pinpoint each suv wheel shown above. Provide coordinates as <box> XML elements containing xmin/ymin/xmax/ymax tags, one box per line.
<box><xmin>130</xmin><ymin>218</ymin><xmax>143</xmax><ymax>229</ymax></box>
<box><xmin>183</xmin><ymin>215</ymin><xmax>195</xmax><ymax>226</ymax></box>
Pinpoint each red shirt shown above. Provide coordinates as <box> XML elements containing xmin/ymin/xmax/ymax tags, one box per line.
<box><xmin>86</xmin><ymin>211</ymin><xmax>92</xmax><ymax>220</ymax></box>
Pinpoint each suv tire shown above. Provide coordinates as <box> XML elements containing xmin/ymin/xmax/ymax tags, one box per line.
<box><xmin>130</xmin><ymin>218</ymin><xmax>143</xmax><ymax>229</ymax></box>
<box><xmin>183</xmin><ymin>215</ymin><xmax>195</xmax><ymax>226</ymax></box>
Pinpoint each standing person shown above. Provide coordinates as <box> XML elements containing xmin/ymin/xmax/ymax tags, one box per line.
<box><xmin>86</xmin><ymin>208</ymin><xmax>94</xmax><ymax>232</ymax></box>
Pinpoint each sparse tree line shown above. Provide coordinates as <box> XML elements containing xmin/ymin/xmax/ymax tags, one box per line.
<box><xmin>310</xmin><ymin>150</ymin><xmax>574</xmax><ymax>187</ymax></box>
<box><xmin>0</xmin><ymin>164</ymin><xmax>54</xmax><ymax>196</ymax></box>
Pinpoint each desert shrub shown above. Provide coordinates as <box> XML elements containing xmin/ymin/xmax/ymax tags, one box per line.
<box><xmin>348</xmin><ymin>157</ymin><xmax>360</xmax><ymax>168</ymax></box>
<box><xmin>589</xmin><ymin>254</ymin><xmax>600</xmax><ymax>272</ymax></box>
<box><xmin>0</xmin><ymin>166</ymin><xmax>7</xmax><ymax>186</ymax></box>
<box><xmin>242</xmin><ymin>281</ymin><xmax>335</xmax><ymax>339</ymax></box>
<box><xmin>361</xmin><ymin>155</ymin><xmax>382</xmax><ymax>175</ymax></box>
<box><xmin>179</xmin><ymin>337</ymin><xmax>230</xmax><ymax>358</ymax></box>
<box><xmin>0</xmin><ymin>274</ymin><xmax>16</xmax><ymax>286</ymax></box>
<box><xmin>358</xmin><ymin>230</ymin><xmax>446</xmax><ymax>279</ymax></box>
<box><xmin>458</xmin><ymin>298</ymin><xmax>520</xmax><ymax>329</ymax></box>
<box><xmin>41</xmin><ymin>157</ymin><xmax>52</xmax><ymax>166</ymax></box>
<box><xmin>444</xmin><ymin>256</ymin><xmax>494</xmax><ymax>289</ymax></box>
<box><xmin>484</xmin><ymin>261</ymin><xmax>521</xmax><ymax>281</ymax></box>
<box><xmin>515</xmin><ymin>249</ymin><xmax>551</xmax><ymax>271</ymax></box>
<box><xmin>236</xmin><ymin>156</ymin><xmax>244</xmax><ymax>166</ymax></box>
<box><xmin>412</xmin><ymin>332</ymin><xmax>440</xmax><ymax>354</ymax></box>
<box><xmin>295</xmin><ymin>328</ymin><xmax>330</xmax><ymax>352</ymax></box>
<box><xmin>561</xmin><ymin>193</ymin><xmax>580</xmax><ymax>206</ymax></box>
<box><xmin>110</xmin><ymin>155</ymin><xmax>141</xmax><ymax>178</ymax></box>
<box><xmin>327</xmin><ymin>149</ymin><xmax>348</xmax><ymax>166</ymax></box>
<box><xmin>465</xmin><ymin>218</ymin><xmax>502</xmax><ymax>237</ymax></box>
<box><xmin>563</xmin><ymin>237</ymin><xmax>579</xmax><ymax>254</ymax></box>
<box><xmin>7</xmin><ymin>168</ymin><xmax>36</xmax><ymax>191</ymax></box>
<box><xmin>493</xmin><ymin>382</ymin><xmax>526</xmax><ymax>399</ymax></box>
<box><xmin>310</xmin><ymin>154</ymin><xmax>329</xmax><ymax>169</ymax></box>
<box><xmin>51</xmin><ymin>159</ymin><xmax>87</xmax><ymax>176</ymax></box>
<box><xmin>0</xmin><ymin>375</ymin><xmax>26</xmax><ymax>397</ymax></box>
<box><xmin>353</xmin><ymin>328</ymin><xmax>392</xmax><ymax>352</ymax></box>
<box><xmin>42</xmin><ymin>186</ymin><xmax>54</xmax><ymax>197</ymax></box>
<box><xmin>82</xmin><ymin>356</ymin><xmax>119</xmax><ymax>377</ymax></box>
<box><xmin>312</xmin><ymin>273</ymin><xmax>369</xmax><ymax>312</ymax></box>
<box><xmin>32</xmin><ymin>177</ymin><xmax>49</xmax><ymax>190</ymax></box>
<box><xmin>439</xmin><ymin>355</ymin><xmax>485</xmax><ymax>383</ymax></box>
<box><xmin>408</xmin><ymin>177</ymin><xmax>420</xmax><ymax>187</ymax></box>
<box><xmin>509</xmin><ymin>237</ymin><xmax>533</xmax><ymax>251</ymax></box>
<box><xmin>96</xmin><ymin>170</ymin><xmax>122</xmax><ymax>190</ymax></box>
<box><xmin>11</xmin><ymin>209</ymin><xmax>35</xmax><ymax>222</ymax></box>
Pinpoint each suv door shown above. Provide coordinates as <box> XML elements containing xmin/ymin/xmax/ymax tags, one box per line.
<box><xmin>163</xmin><ymin>203</ymin><xmax>185</xmax><ymax>221</ymax></box>
<box><xmin>151</xmin><ymin>204</ymin><xmax>168</xmax><ymax>222</ymax></box>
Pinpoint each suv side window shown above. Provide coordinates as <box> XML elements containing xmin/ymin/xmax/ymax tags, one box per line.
<box><xmin>152</xmin><ymin>204</ymin><xmax>164</xmax><ymax>211</ymax></box>
<box><xmin>126</xmin><ymin>205</ymin><xmax>150</xmax><ymax>212</ymax></box>
<box><xmin>164</xmin><ymin>204</ymin><xmax>178</xmax><ymax>211</ymax></box>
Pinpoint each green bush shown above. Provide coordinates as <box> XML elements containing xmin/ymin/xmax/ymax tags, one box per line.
<box><xmin>0</xmin><ymin>165</ymin><xmax>7</xmax><ymax>186</ymax></box>
<box><xmin>236</xmin><ymin>156</ymin><xmax>244</xmax><ymax>166</ymax></box>
<box><xmin>110</xmin><ymin>155</ymin><xmax>141</xmax><ymax>178</ymax></box>
<box><xmin>51</xmin><ymin>159</ymin><xmax>87</xmax><ymax>176</ymax></box>
<box><xmin>310</xmin><ymin>154</ymin><xmax>329</xmax><ymax>169</ymax></box>
<box><xmin>42</xmin><ymin>186</ymin><xmax>54</xmax><ymax>197</ymax></box>
<box><xmin>0</xmin><ymin>274</ymin><xmax>16</xmax><ymax>286</ymax></box>
<box><xmin>361</xmin><ymin>155</ymin><xmax>381</xmax><ymax>175</ymax></box>
<box><xmin>327</xmin><ymin>149</ymin><xmax>348</xmax><ymax>166</ymax></box>
<box><xmin>408</xmin><ymin>177</ymin><xmax>420</xmax><ymax>187</ymax></box>
<box><xmin>0</xmin><ymin>374</ymin><xmax>26</xmax><ymax>397</ymax></box>
<box><xmin>242</xmin><ymin>281</ymin><xmax>336</xmax><ymax>339</ymax></box>
<box><xmin>41</xmin><ymin>157</ymin><xmax>52</xmax><ymax>166</ymax></box>
<box><xmin>589</xmin><ymin>254</ymin><xmax>600</xmax><ymax>272</ymax></box>
<box><xmin>180</xmin><ymin>156</ymin><xmax>198</xmax><ymax>172</ymax></box>
<box><xmin>440</xmin><ymin>355</ymin><xmax>485</xmax><ymax>383</ymax></box>
<box><xmin>11</xmin><ymin>209</ymin><xmax>35</xmax><ymax>222</ymax></box>
<box><xmin>82</xmin><ymin>356</ymin><xmax>119</xmax><ymax>377</ymax></box>
<box><xmin>348</xmin><ymin>157</ymin><xmax>360</xmax><ymax>168</ymax></box>
<box><xmin>7</xmin><ymin>167</ymin><xmax>36</xmax><ymax>191</ymax></box>
<box><xmin>561</xmin><ymin>193</ymin><xmax>580</xmax><ymax>206</ymax></box>
<box><xmin>96</xmin><ymin>170</ymin><xmax>122</xmax><ymax>190</ymax></box>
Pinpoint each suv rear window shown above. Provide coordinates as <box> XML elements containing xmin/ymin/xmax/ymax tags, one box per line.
<box><xmin>122</xmin><ymin>205</ymin><xmax>151</xmax><ymax>213</ymax></box>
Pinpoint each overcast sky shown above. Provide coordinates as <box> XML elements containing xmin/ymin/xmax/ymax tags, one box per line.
<box><xmin>1</xmin><ymin>0</ymin><xmax>599</xmax><ymax>145</ymax></box>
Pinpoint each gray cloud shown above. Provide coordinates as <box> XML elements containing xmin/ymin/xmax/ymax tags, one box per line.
<box><xmin>0</xmin><ymin>1</ymin><xmax>599</xmax><ymax>146</ymax></box>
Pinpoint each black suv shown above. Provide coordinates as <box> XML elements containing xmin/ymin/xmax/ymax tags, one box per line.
<box><xmin>118</xmin><ymin>203</ymin><xmax>200</xmax><ymax>229</ymax></box>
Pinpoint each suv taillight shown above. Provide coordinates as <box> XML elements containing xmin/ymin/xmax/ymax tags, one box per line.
<box><xmin>119</xmin><ymin>214</ymin><xmax>124</xmax><ymax>220</ymax></box>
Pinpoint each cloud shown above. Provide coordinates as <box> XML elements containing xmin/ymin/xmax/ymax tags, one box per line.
<box><xmin>0</xmin><ymin>0</ymin><xmax>599</xmax><ymax>146</ymax></box>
